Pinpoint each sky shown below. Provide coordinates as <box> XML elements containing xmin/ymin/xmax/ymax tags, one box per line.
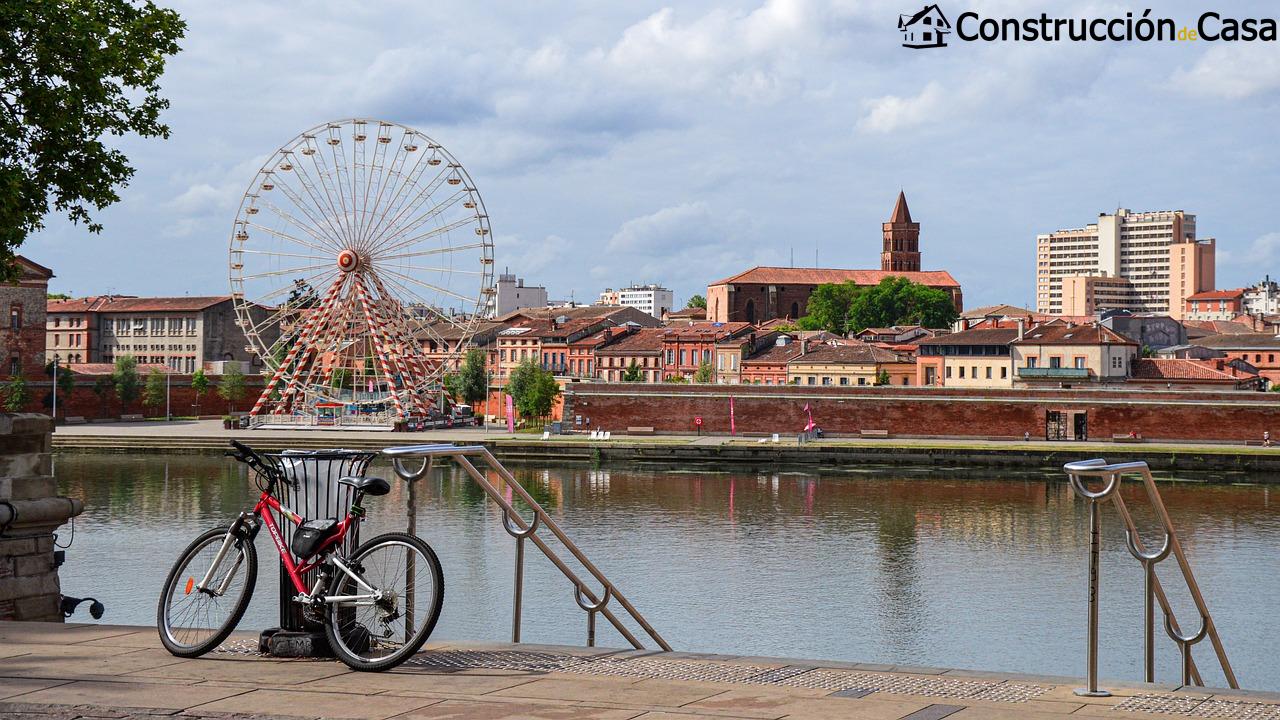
<box><xmin>23</xmin><ymin>0</ymin><xmax>1280</xmax><ymax>310</ymax></box>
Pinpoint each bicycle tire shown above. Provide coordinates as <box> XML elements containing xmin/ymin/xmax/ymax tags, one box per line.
<box><xmin>157</xmin><ymin>526</ymin><xmax>258</xmax><ymax>657</ymax></box>
<box><xmin>324</xmin><ymin>532</ymin><xmax>443</xmax><ymax>671</ymax></box>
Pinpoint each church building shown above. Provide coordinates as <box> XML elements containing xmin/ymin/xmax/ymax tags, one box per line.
<box><xmin>705</xmin><ymin>192</ymin><xmax>962</xmax><ymax>324</ymax></box>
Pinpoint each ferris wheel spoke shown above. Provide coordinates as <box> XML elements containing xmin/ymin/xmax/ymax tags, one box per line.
<box><xmin>373</xmin><ymin>271</ymin><xmax>470</xmax><ymax>331</ymax></box>
<box><xmin>365</xmin><ymin>190</ymin><xmax>468</xmax><ymax>254</ymax></box>
<box><xmin>325</xmin><ymin>126</ymin><xmax>356</xmax><ymax>245</ymax></box>
<box><xmin>290</xmin><ymin>148</ymin><xmax>355</xmax><ymax>247</ymax></box>
<box><xmin>251</xmin><ymin>267</ymin><xmax>341</xmax><ymax>304</ymax></box>
<box><xmin>355</xmin><ymin>124</ymin><xmax>390</xmax><ymax>248</ymax></box>
<box><xmin>363</xmin><ymin>133</ymin><xmax>435</xmax><ymax>239</ymax></box>
<box><xmin>236</xmin><ymin>248</ymin><xmax>329</xmax><ymax>262</ymax></box>
<box><xmin>241</xmin><ymin>262</ymin><xmax>335</xmax><ymax>281</ymax></box>
<box><xmin>375</xmin><ymin>265</ymin><xmax>479</xmax><ymax>307</ymax></box>
<box><xmin>264</xmin><ymin>178</ymin><xmax>348</xmax><ymax>251</ymax></box>
<box><xmin>373</xmin><ymin>262</ymin><xmax>484</xmax><ymax>276</ymax></box>
<box><xmin>363</xmin><ymin>158</ymin><xmax>449</xmax><ymax>250</ymax></box>
<box><xmin>375</xmin><ymin>215</ymin><xmax>477</xmax><ymax>258</ymax></box>
<box><xmin>245</xmin><ymin>222</ymin><xmax>339</xmax><ymax>256</ymax></box>
<box><xmin>376</xmin><ymin>242</ymin><xmax>489</xmax><ymax>262</ymax></box>
<box><xmin>302</xmin><ymin>139</ymin><xmax>356</xmax><ymax>246</ymax></box>
<box><xmin>359</xmin><ymin>126</ymin><xmax>405</xmax><ymax>248</ymax></box>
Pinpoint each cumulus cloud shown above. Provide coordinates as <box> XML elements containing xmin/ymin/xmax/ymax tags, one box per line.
<box><xmin>1172</xmin><ymin>44</ymin><xmax>1280</xmax><ymax>100</ymax></box>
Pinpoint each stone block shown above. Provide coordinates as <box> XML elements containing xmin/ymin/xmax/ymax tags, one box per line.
<box><xmin>0</xmin><ymin>453</ymin><xmax>40</xmax><ymax>478</ymax></box>
<box><xmin>0</xmin><ymin>537</ymin><xmax>36</xmax><ymax>556</ymax></box>
<box><xmin>8</xmin><ymin>475</ymin><xmax>56</xmax><ymax>501</ymax></box>
<box><xmin>14</xmin><ymin>593</ymin><xmax>60</xmax><ymax>621</ymax></box>
<box><xmin>15</xmin><ymin>554</ymin><xmax>53</xmax><ymax>576</ymax></box>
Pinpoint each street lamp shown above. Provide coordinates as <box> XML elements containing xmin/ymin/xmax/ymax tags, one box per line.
<box><xmin>51</xmin><ymin>356</ymin><xmax>58</xmax><ymax>420</ymax></box>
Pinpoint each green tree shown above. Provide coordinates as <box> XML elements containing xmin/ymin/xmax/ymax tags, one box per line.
<box><xmin>43</xmin><ymin>360</ymin><xmax>74</xmax><ymax>416</ymax></box>
<box><xmin>686</xmin><ymin>294</ymin><xmax>707</xmax><ymax>309</ymax></box>
<box><xmin>621</xmin><ymin>360</ymin><xmax>643</xmax><ymax>382</ymax></box>
<box><xmin>112</xmin><ymin>355</ymin><xmax>139</xmax><ymax>410</ymax></box>
<box><xmin>91</xmin><ymin>377</ymin><xmax>111</xmax><ymax>416</ymax></box>
<box><xmin>846</xmin><ymin>277</ymin><xmax>958</xmax><ymax>333</ymax></box>
<box><xmin>190</xmin><ymin>368</ymin><xmax>209</xmax><ymax>414</ymax></box>
<box><xmin>455</xmin><ymin>348</ymin><xmax>489</xmax><ymax>405</ymax></box>
<box><xmin>801</xmin><ymin>281</ymin><xmax>862</xmax><ymax>335</ymax></box>
<box><xmin>142</xmin><ymin>368</ymin><xmax>165</xmax><ymax>414</ymax></box>
<box><xmin>0</xmin><ymin>0</ymin><xmax>186</xmax><ymax>280</ymax></box>
<box><xmin>664</xmin><ymin>374</ymin><xmax>688</xmax><ymax>384</ymax></box>
<box><xmin>875</xmin><ymin>369</ymin><xmax>890</xmax><ymax>386</ymax></box>
<box><xmin>218</xmin><ymin>362</ymin><xmax>246</xmax><ymax>413</ymax></box>
<box><xmin>2</xmin><ymin>375</ymin><xmax>28</xmax><ymax>412</ymax></box>
<box><xmin>505</xmin><ymin>358</ymin><xmax>560</xmax><ymax>423</ymax></box>
<box><xmin>693</xmin><ymin>361</ymin><xmax>713</xmax><ymax>383</ymax></box>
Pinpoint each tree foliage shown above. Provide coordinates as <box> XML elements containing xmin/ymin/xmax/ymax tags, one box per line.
<box><xmin>686</xmin><ymin>294</ymin><xmax>707</xmax><ymax>309</ymax></box>
<box><xmin>190</xmin><ymin>368</ymin><xmax>209</xmax><ymax>413</ymax></box>
<box><xmin>693</xmin><ymin>361</ymin><xmax>713</xmax><ymax>384</ymax></box>
<box><xmin>142</xmin><ymin>368</ymin><xmax>165</xmax><ymax>411</ymax></box>
<box><xmin>455</xmin><ymin>348</ymin><xmax>488</xmax><ymax>405</ymax></box>
<box><xmin>847</xmin><ymin>277</ymin><xmax>958</xmax><ymax>332</ymax></box>
<box><xmin>0</xmin><ymin>0</ymin><xmax>186</xmax><ymax>279</ymax></box>
<box><xmin>218</xmin><ymin>362</ymin><xmax>245</xmax><ymax>412</ymax></box>
<box><xmin>799</xmin><ymin>278</ymin><xmax>958</xmax><ymax>335</ymax></box>
<box><xmin>664</xmin><ymin>374</ymin><xmax>688</xmax><ymax>384</ymax></box>
<box><xmin>802</xmin><ymin>282</ymin><xmax>862</xmax><ymax>335</ymax></box>
<box><xmin>2</xmin><ymin>375</ymin><xmax>28</xmax><ymax>412</ymax></box>
<box><xmin>112</xmin><ymin>355</ymin><xmax>139</xmax><ymax>408</ymax></box>
<box><xmin>505</xmin><ymin>358</ymin><xmax>559</xmax><ymax>421</ymax></box>
<box><xmin>621</xmin><ymin>360</ymin><xmax>643</xmax><ymax>382</ymax></box>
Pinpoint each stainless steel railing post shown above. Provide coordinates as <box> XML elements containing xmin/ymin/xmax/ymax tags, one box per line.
<box><xmin>1124</xmin><ymin>527</ymin><xmax>1171</xmax><ymax>683</ymax></box>
<box><xmin>502</xmin><ymin>509</ymin><xmax>539</xmax><ymax>643</ymax></box>
<box><xmin>1064</xmin><ymin>460</ymin><xmax>1121</xmax><ymax>698</ymax></box>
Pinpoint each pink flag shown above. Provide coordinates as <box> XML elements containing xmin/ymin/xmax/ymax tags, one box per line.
<box><xmin>506</xmin><ymin>394</ymin><xmax>515</xmax><ymax>433</ymax></box>
<box><xmin>729</xmin><ymin>397</ymin><xmax>736</xmax><ymax>435</ymax></box>
<box><xmin>803</xmin><ymin>403</ymin><xmax>815</xmax><ymax>432</ymax></box>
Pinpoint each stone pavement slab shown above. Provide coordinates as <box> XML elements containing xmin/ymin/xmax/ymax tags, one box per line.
<box><xmin>5</xmin><ymin>621</ymin><xmax>1280</xmax><ymax>720</ymax></box>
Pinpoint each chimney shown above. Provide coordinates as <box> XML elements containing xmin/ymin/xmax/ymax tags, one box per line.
<box><xmin>960</xmin><ymin>317</ymin><xmax>970</xmax><ymax>331</ymax></box>
<box><xmin>1016</xmin><ymin>317</ymin><xmax>1026</xmax><ymax>341</ymax></box>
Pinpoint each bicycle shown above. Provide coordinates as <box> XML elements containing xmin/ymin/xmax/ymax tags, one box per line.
<box><xmin>156</xmin><ymin>440</ymin><xmax>444</xmax><ymax>671</ymax></box>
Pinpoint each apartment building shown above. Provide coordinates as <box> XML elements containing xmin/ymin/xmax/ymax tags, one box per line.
<box><xmin>492</xmin><ymin>271</ymin><xmax>548</xmax><ymax>316</ymax></box>
<box><xmin>1036</xmin><ymin>209</ymin><xmax>1215</xmax><ymax>319</ymax></box>
<box><xmin>51</xmin><ymin>295</ymin><xmax>270</xmax><ymax>373</ymax></box>
<box><xmin>659</xmin><ymin>322</ymin><xmax>755</xmax><ymax>381</ymax></box>
<box><xmin>916</xmin><ymin>324</ymin><xmax>1021</xmax><ymax>387</ymax></box>
<box><xmin>1185</xmin><ymin>289</ymin><xmax>1245</xmax><ymax>321</ymax></box>
<box><xmin>787</xmin><ymin>343</ymin><xmax>914</xmax><ymax>387</ymax></box>
<box><xmin>595</xmin><ymin>328</ymin><xmax>665</xmax><ymax>382</ymax></box>
<box><xmin>595</xmin><ymin>284</ymin><xmax>674</xmax><ymax>320</ymax></box>
<box><xmin>1011</xmin><ymin>322</ymin><xmax>1137</xmax><ymax>387</ymax></box>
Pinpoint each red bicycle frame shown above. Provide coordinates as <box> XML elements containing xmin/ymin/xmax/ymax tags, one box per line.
<box><xmin>254</xmin><ymin>490</ymin><xmax>357</xmax><ymax>594</ymax></box>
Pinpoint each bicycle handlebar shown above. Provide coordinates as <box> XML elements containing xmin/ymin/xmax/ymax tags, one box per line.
<box><xmin>227</xmin><ymin>440</ymin><xmax>285</xmax><ymax>489</ymax></box>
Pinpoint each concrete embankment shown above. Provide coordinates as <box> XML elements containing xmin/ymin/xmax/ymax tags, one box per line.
<box><xmin>49</xmin><ymin>431</ymin><xmax>1280</xmax><ymax>479</ymax></box>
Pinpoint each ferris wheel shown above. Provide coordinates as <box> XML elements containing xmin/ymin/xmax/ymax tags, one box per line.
<box><xmin>229</xmin><ymin>119</ymin><xmax>495</xmax><ymax>424</ymax></box>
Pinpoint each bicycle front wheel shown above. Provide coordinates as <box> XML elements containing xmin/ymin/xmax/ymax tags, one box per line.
<box><xmin>157</xmin><ymin>526</ymin><xmax>257</xmax><ymax>657</ymax></box>
<box><xmin>325</xmin><ymin>532</ymin><xmax>443</xmax><ymax>671</ymax></box>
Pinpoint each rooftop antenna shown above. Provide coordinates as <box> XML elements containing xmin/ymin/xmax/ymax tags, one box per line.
<box><xmin>790</xmin><ymin>248</ymin><xmax>794</xmax><ymax>268</ymax></box>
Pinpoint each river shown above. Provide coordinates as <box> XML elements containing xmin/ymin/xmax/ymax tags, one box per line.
<box><xmin>53</xmin><ymin>452</ymin><xmax>1280</xmax><ymax>691</ymax></box>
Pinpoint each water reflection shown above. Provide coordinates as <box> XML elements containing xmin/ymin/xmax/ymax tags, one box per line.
<box><xmin>54</xmin><ymin>453</ymin><xmax>1280</xmax><ymax>691</ymax></box>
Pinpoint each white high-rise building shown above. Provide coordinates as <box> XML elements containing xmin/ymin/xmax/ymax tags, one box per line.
<box><xmin>1035</xmin><ymin>209</ymin><xmax>1215</xmax><ymax>320</ymax></box>
<box><xmin>596</xmin><ymin>284</ymin><xmax>673</xmax><ymax>319</ymax></box>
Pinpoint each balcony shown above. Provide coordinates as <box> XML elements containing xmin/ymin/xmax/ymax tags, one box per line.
<box><xmin>1017</xmin><ymin>367</ymin><xmax>1090</xmax><ymax>379</ymax></box>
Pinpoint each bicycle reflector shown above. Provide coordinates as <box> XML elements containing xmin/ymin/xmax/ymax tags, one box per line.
<box><xmin>185</xmin><ymin>578</ymin><xmax>194</xmax><ymax>595</ymax></box>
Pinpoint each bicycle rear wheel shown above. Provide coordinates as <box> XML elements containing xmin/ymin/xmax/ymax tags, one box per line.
<box><xmin>158</xmin><ymin>526</ymin><xmax>257</xmax><ymax>657</ymax></box>
<box><xmin>325</xmin><ymin>532</ymin><xmax>443</xmax><ymax>671</ymax></box>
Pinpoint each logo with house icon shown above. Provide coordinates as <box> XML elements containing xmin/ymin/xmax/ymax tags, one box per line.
<box><xmin>899</xmin><ymin>4</ymin><xmax>952</xmax><ymax>48</ymax></box>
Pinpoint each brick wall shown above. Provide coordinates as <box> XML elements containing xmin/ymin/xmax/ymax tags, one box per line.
<box><xmin>0</xmin><ymin>413</ymin><xmax>83</xmax><ymax>621</ymax></box>
<box><xmin>15</xmin><ymin>375</ymin><xmax>267</xmax><ymax>420</ymax></box>
<box><xmin>568</xmin><ymin>384</ymin><xmax>1280</xmax><ymax>442</ymax></box>
<box><xmin>0</xmin><ymin>284</ymin><xmax>48</xmax><ymax>378</ymax></box>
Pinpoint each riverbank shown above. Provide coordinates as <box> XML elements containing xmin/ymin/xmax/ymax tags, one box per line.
<box><xmin>49</xmin><ymin>420</ymin><xmax>1280</xmax><ymax>477</ymax></box>
<box><xmin>4</xmin><ymin>621</ymin><xmax>1278</xmax><ymax>720</ymax></box>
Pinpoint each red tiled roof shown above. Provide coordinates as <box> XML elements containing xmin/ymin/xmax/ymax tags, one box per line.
<box><xmin>920</xmin><ymin>327</ymin><xmax>1022</xmax><ymax>346</ymax></box>
<box><xmin>666</xmin><ymin>307</ymin><xmax>707</xmax><ymax>319</ymax></box>
<box><xmin>596</xmin><ymin>327</ymin><xmax>666</xmax><ymax>354</ymax></box>
<box><xmin>659</xmin><ymin>322</ymin><xmax>754</xmax><ymax>341</ymax></box>
<box><xmin>790</xmin><ymin>343</ymin><xmax>907</xmax><ymax>365</ymax></box>
<box><xmin>1185</xmin><ymin>320</ymin><xmax>1258</xmax><ymax>335</ymax></box>
<box><xmin>708</xmin><ymin>266</ymin><xmax>960</xmax><ymax>288</ymax></box>
<box><xmin>1187</xmin><ymin>289</ymin><xmax>1245</xmax><ymax>301</ymax></box>
<box><xmin>1014</xmin><ymin>322</ymin><xmax>1137</xmax><ymax>346</ymax></box>
<box><xmin>1131</xmin><ymin>358</ymin><xmax>1256</xmax><ymax>383</ymax></box>
<box><xmin>744</xmin><ymin>341</ymin><xmax>805</xmax><ymax>365</ymax></box>
<box><xmin>74</xmin><ymin>296</ymin><xmax>232</xmax><ymax>313</ymax></box>
<box><xmin>1195</xmin><ymin>333</ymin><xmax>1280</xmax><ymax>349</ymax></box>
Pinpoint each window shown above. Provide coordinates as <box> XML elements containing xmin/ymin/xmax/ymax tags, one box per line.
<box><xmin>151</xmin><ymin>318</ymin><xmax>164</xmax><ymax>334</ymax></box>
<box><xmin>717</xmin><ymin>355</ymin><xmax>725</xmax><ymax>370</ymax></box>
<box><xmin>680</xmin><ymin>350</ymin><xmax>687</xmax><ymax>365</ymax></box>
<box><xmin>1074</xmin><ymin>357</ymin><xmax>1086</xmax><ymax>369</ymax></box>
<box><xmin>959</xmin><ymin>367</ymin><xmax>965</xmax><ymax>379</ymax></box>
<box><xmin>945</xmin><ymin>366</ymin><xmax>952</xmax><ymax>378</ymax></box>
<box><xmin>821</xmin><ymin>377</ymin><xmax>832</xmax><ymax>386</ymax></box>
<box><xmin>9</xmin><ymin>304</ymin><xmax>21</xmax><ymax>330</ymax></box>
<box><xmin>972</xmin><ymin>366</ymin><xmax>977</xmax><ymax>378</ymax></box>
<box><xmin>857</xmin><ymin>377</ymin><xmax>866</xmax><ymax>385</ymax></box>
<box><xmin>807</xmin><ymin>376</ymin><xmax>815</xmax><ymax>385</ymax></box>
<box><xmin>985</xmin><ymin>367</ymin><xmax>992</xmax><ymax>379</ymax></box>
<box><xmin>839</xmin><ymin>377</ymin><xmax>849</xmax><ymax>386</ymax></box>
<box><xmin>1027</xmin><ymin>357</ymin><xmax>1038</xmax><ymax>368</ymax></box>
<box><xmin>1001</xmin><ymin>367</ymin><xmax>1008</xmax><ymax>379</ymax></box>
<box><xmin>1050</xmin><ymin>356</ymin><xmax>1061</xmax><ymax>369</ymax></box>
<box><xmin>702</xmin><ymin>349</ymin><xmax>711</xmax><ymax>363</ymax></box>
<box><xmin>666</xmin><ymin>349</ymin><xmax>674</xmax><ymax>364</ymax></box>
<box><xmin>53</xmin><ymin>317</ymin><xmax>61</xmax><ymax>328</ymax></box>
<box><xmin>8</xmin><ymin>354</ymin><xmax>19</xmax><ymax>375</ymax></box>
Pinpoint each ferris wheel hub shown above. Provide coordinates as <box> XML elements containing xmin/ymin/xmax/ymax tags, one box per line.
<box><xmin>337</xmin><ymin>249</ymin><xmax>361</xmax><ymax>272</ymax></box>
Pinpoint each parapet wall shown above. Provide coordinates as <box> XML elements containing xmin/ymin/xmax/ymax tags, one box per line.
<box><xmin>566</xmin><ymin>384</ymin><xmax>1280</xmax><ymax>442</ymax></box>
<box><xmin>0</xmin><ymin>413</ymin><xmax>83</xmax><ymax>621</ymax></box>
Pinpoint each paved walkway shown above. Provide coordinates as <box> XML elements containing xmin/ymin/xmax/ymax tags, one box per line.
<box><xmin>4</xmin><ymin>622</ymin><xmax>1280</xmax><ymax>720</ymax></box>
<box><xmin>51</xmin><ymin>419</ymin><xmax>1278</xmax><ymax>457</ymax></box>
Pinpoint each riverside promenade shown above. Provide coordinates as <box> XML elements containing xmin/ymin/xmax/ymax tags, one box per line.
<box><xmin>4</xmin><ymin>622</ymin><xmax>1280</xmax><ymax>720</ymax></box>
<box><xmin>48</xmin><ymin>420</ymin><xmax>1280</xmax><ymax>475</ymax></box>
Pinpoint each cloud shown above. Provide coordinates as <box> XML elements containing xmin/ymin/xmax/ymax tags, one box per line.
<box><xmin>1172</xmin><ymin>44</ymin><xmax>1280</xmax><ymax>100</ymax></box>
<box><xmin>1218</xmin><ymin>232</ymin><xmax>1280</xmax><ymax>269</ymax></box>
<box><xmin>857</xmin><ymin>81</ymin><xmax>946</xmax><ymax>134</ymax></box>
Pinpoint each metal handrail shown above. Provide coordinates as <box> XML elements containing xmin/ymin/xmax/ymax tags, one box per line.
<box><xmin>1063</xmin><ymin>459</ymin><xmax>1237</xmax><ymax>694</ymax></box>
<box><xmin>383</xmin><ymin>443</ymin><xmax>671</xmax><ymax>651</ymax></box>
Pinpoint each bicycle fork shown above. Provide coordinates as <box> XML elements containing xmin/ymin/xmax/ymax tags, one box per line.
<box><xmin>196</xmin><ymin>513</ymin><xmax>258</xmax><ymax>597</ymax></box>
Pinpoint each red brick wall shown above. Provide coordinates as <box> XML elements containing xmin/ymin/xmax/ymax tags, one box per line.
<box><xmin>569</xmin><ymin>384</ymin><xmax>1280</xmax><ymax>442</ymax></box>
<box><xmin>14</xmin><ymin>375</ymin><xmax>266</xmax><ymax>419</ymax></box>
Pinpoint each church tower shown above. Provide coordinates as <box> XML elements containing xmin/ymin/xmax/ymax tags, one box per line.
<box><xmin>881</xmin><ymin>191</ymin><xmax>921</xmax><ymax>272</ymax></box>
